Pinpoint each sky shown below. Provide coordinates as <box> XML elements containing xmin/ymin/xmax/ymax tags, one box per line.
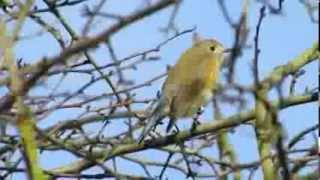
<box><xmin>6</xmin><ymin>0</ymin><xmax>318</xmax><ymax>179</ymax></box>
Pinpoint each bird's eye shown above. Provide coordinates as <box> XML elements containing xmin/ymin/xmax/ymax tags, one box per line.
<box><xmin>209</xmin><ymin>46</ymin><xmax>215</xmax><ymax>52</ymax></box>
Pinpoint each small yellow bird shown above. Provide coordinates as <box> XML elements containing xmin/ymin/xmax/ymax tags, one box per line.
<box><xmin>138</xmin><ymin>38</ymin><xmax>225</xmax><ymax>143</ymax></box>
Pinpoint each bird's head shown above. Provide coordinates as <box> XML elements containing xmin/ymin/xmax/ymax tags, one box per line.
<box><xmin>186</xmin><ymin>39</ymin><xmax>225</xmax><ymax>63</ymax></box>
<box><xmin>193</xmin><ymin>39</ymin><xmax>224</xmax><ymax>55</ymax></box>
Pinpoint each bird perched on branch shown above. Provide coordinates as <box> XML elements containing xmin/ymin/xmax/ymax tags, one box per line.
<box><xmin>138</xmin><ymin>38</ymin><xmax>227</xmax><ymax>143</ymax></box>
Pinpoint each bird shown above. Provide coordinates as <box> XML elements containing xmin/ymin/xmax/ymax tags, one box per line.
<box><xmin>138</xmin><ymin>38</ymin><xmax>226</xmax><ymax>143</ymax></box>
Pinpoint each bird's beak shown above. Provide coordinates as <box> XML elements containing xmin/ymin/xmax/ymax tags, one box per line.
<box><xmin>223</xmin><ymin>48</ymin><xmax>232</xmax><ymax>53</ymax></box>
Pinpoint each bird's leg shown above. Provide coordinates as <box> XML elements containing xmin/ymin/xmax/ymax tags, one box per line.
<box><xmin>170</xmin><ymin>125</ymin><xmax>180</xmax><ymax>135</ymax></box>
<box><xmin>156</xmin><ymin>90</ymin><xmax>161</xmax><ymax>99</ymax></box>
<box><xmin>166</xmin><ymin>118</ymin><xmax>178</xmax><ymax>133</ymax></box>
<box><xmin>173</xmin><ymin>124</ymin><xmax>180</xmax><ymax>134</ymax></box>
<box><xmin>192</xmin><ymin>106</ymin><xmax>204</xmax><ymax>130</ymax></box>
<box><xmin>194</xmin><ymin>106</ymin><xmax>204</xmax><ymax>124</ymax></box>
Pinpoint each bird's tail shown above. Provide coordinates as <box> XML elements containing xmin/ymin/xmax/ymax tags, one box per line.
<box><xmin>137</xmin><ymin>99</ymin><xmax>166</xmax><ymax>143</ymax></box>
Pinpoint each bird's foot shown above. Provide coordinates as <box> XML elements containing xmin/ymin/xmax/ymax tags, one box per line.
<box><xmin>172</xmin><ymin>124</ymin><xmax>180</xmax><ymax>135</ymax></box>
<box><xmin>191</xmin><ymin>107</ymin><xmax>203</xmax><ymax>130</ymax></box>
<box><xmin>191</xmin><ymin>120</ymin><xmax>200</xmax><ymax>131</ymax></box>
